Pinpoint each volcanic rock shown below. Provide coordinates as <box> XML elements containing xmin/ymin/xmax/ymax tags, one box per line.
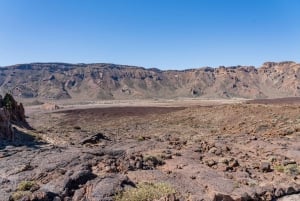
<box><xmin>1</xmin><ymin>61</ymin><xmax>300</xmax><ymax>100</ymax></box>
<box><xmin>0</xmin><ymin>94</ymin><xmax>28</xmax><ymax>141</ymax></box>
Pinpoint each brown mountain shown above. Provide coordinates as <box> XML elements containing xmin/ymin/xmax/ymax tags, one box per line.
<box><xmin>0</xmin><ymin>61</ymin><xmax>300</xmax><ymax>100</ymax></box>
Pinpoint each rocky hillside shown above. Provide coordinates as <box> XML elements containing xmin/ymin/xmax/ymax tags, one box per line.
<box><xmin>0</xmin><ymin>61</ymin><xmax>300</xmax><ymax>100</ymax></box>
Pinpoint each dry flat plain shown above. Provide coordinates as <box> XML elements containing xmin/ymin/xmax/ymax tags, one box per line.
<box><xmin>1</xmin><ymin>98</ymin><xmax>300</xmax><ymax>201</ymax></box>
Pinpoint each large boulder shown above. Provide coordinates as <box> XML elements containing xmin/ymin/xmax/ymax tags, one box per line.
<box><xmin>77</xmin><ymin>174</ymin><xmax>132</xmax><ymax>201</ymax></box>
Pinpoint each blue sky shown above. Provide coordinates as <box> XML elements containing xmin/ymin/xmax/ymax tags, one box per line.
<box><xmin>0</xmin><ymin>0</ymin><xmax>299</xmax><ymax>70</ymax></box>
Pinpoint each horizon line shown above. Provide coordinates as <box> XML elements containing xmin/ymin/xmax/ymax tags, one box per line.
<box><xmin>0</xmin><ymin>60</ymin><xmax>298</xmax><ymax>71</ymax></box>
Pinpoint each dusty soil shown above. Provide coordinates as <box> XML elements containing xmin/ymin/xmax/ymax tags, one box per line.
<box><xmin>1</xmin><ymin>99</ymin><xmax>300</xmax><ymax>200</ymax></box>
<box><xmin>58</xmin><ymin>106</ymin><xmax>186</xmax><ymax>119</ymax></box>
<box><xmin>246</xmin><ymin>97</ymin><xmax>300</xmax><ymax>105</ymax></box>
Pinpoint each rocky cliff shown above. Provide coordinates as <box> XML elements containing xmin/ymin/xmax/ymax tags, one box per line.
<box><xmin>0</xmin><ymin>61</ymin><xmax>300</xmax><ymax>100</ymax></box>
<box><xmin>0</xmin><ymin>94</ymin><xmax>27</xmax><ymax>141</ymax></box>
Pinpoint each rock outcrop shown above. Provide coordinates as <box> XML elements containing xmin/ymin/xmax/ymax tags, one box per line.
<box><xmin>0</xmin><ymin>107</ymin><xmax>14</xmax><ymax>140</ymax></box>
<box><xmin>0</xmin><ymin>94</ymin><xmax>27</xmax><ymax>141</ymax></box>
<box><xmin>0</xmin><ymin>95</ymin><xmax>14</xmax><ymax>140</ymax></box>
<box><xmin>1</xmin><ymin>61</ymin><xmax>300</xmax><ymax>100</ymax></box>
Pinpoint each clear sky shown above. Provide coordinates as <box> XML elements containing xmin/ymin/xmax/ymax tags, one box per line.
<box><xmin>0</xmin><ymin>0</ymin><xmax>299</xmax><ymax>70</ymax></box>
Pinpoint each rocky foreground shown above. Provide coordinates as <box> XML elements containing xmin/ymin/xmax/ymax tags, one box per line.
<box><xmin>1</xmin><ymin>98</ymin><xmax>300</xmax><ymax>200</ymax></box>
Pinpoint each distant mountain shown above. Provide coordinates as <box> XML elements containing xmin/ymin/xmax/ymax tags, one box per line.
<box><xmin>0</xmin><ymin>61</ymin><xmax>300</xmax><ymax>100</ymax></box>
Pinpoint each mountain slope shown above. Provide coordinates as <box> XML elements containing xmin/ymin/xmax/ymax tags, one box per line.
<box><xmin>1</xmin><ymin>61</ymin><xmax>300</xmax><ymax>100</ymax></box>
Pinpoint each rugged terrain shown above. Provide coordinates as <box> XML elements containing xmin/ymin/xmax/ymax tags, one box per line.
<box><xmin>1</xmin><ymin>61</ymin><xmax>300</xmax><ymax>100</ymax></box>
<box><xmin>0</xmin><ymin>94</ymin><xmax>28</xmax><ymax>140</ymax></box>
<box><xmin>0</xmin><ymin>98</ymin><xmax>300</xmax><ymax>200</ymax></box>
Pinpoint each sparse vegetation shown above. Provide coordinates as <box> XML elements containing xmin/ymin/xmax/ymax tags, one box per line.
<box><xmin>137</xmin><ymin>135</ymin><xmax>146</xmax><ymax>141</ymax></box>
<box><xmin>3</xmin><ymin>93</ymin><xmax>15</xmax><ymax>110</ymax></box>
<box><xmin>274</xmin><ymin>164</ymin><xmax>299</xmax><ymax>175</ymax></box>
<box><xmin>284</xmin><ymin>164</ymin><xmax>300</xmax><ymax>176</ymax></box>
<box><xmin>274</xmin><ymin>165</ymin><xmax>285</xmax><ymax>173</ymax></box>
<box><xmin>115</xmin><ymin>182</ymin><xmax>175</xmax><ymax>201</ymax></box>
<box><xmin>17</xmin><ymin>180</ymin><xmax>36</xmax><ymax>191</ymax></box>
<box><xmin>10</xmin><ymin>191</ymin><xmax>32</xmax><ymax>201</ymax></box>
<box><xmin>8</xmin><ymin>180</ymin><xmax>38</xmax><ymax>201</ymax></box>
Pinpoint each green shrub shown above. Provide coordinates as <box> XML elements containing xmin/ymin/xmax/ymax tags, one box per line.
<box><xmin>115</xmin><ymin>182</ymin><xmax>175</xmax><ymax>201</ymax></box>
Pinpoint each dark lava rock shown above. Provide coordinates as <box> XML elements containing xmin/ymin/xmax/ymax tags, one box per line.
<box><xmin>285</xmin><ymin>186</ymin><xmax>296</xmax><ymax>195</ymax></box>
<box><xmin>82</xmin><ymin>174</ymin><xmax>134</xmax><ymax>201</ymax></box>
<box><xmin>30</xmin><ymin>191</ymin><xmax>58</xmax><ymax>201</ymax></box>
<box><xmin>260</xmin><ymin>162</ymin><xmax>272</xmax><ymax>172</ymax></box>
<box><xmin>63</xmin><ymin>169</ymin><xmax>97</xmax><ymax>196</ymax></box>
<box><xmin>213</xmin><ymin>193</ymin><xmax>234</xmax><ymax>201</ymax></box>
<box><xmin>79</xmin><ymin>133</ymin><xmax>109</xmax><ymax>145</ymax></box>
<box><xmin>275</xmin><ymin>188</ymin><xmax>285</xmax><ymax>197</ymax></box>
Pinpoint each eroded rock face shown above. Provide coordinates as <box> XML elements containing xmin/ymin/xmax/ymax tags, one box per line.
<box><xmin>1</xmin><ymin>61</ymin><xmax>300</xmax><ymax>100</ymax></box>
<box><xmin>0</xmin><ymin>95</ymin><xmax>14</xmax><ymax>141</ymax></box>
<box><xmin>0</xmin><ymin>107</ymin><xmax>14</xmax><ymax>140</ymax></box>
<box><xmin>1</xmin><ymin>94</ymin><xmax>26</xmax><ymax>123</ymax></box>
<box><xmin>0</xmin><ymin>94</ymin><xmax>27</xmax><ymax>141</ymax></box>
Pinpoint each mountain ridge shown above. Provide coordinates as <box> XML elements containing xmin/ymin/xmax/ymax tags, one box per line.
<box><xmin>1</xmin><ymin>61</ymin><xmax>299</xmax><ymax>100</ymax></box>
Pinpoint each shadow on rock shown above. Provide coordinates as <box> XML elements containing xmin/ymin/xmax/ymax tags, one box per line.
<box><xmin>0</xmin><ymin>128</ymin><xmax>47</xmax><ymax>150</ymax></box>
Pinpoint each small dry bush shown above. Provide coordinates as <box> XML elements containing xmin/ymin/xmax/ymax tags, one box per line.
<box><xmin>284</xmin><ymin>164</ymin><xmax>300</xmax><ymax>176</ymax></box>
<box><xmin>274</xmin><ymin>164</ymin><xmax>300</xmax><ymax>176</ymax></box>
<box><xmin>10</xmin><ymin>181</ymin><xmax>38</xmax><ymax>200</ymax></box>
<box><xmin>115</xmin><ymin>182</ymin><xmax>175</xmax><ymax>201</ymax></box>
<box><xmin>11</xmin><ymin>191</ymin><xmax>32</xmax><ymax>201</ymax></box>
<box><xmin>17</xmin><ymin>180</ymin><xmax>36</xmax><ymax>191</ymax></box>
